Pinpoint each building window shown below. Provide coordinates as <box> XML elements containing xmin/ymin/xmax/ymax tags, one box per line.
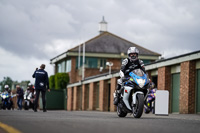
<box><xmin>57</xmin><ymin>61</ymin><xmax>65</xmax><ymax>73</ymax></box>
<box><xmin>57</xmin><ymin>63</ymin><xmax>61</xmax><ymax>73</ymax></box>
<box><xmin>99</xmin><ymin>58</ymin><xmax>106</xmax><ymax>68</ymax></box>
<box><xmin>120</xmin><ymin>59</ymin><xmax>151</xmax><ymax>65</ymax></box>
<box><xmin>76</xmin><ymin>57</ymin><xmax>106</xmax><ymax>69</ymax></box>
<box><xmin>142</xmin><ymin>60</ymin><xmax>151</xmax><ymax>64</ymax></box>
<box><xmin>85</xmin><ymin>57</ymin><xmax>98</xmax><ymax>68</ymax></box>
<box><xmin>66</xmin><ymin>59</ymin><xmax>71</xmax><ymax>72</ymax></box>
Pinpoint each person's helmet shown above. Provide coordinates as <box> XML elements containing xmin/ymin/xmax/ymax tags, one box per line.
<box><xmin>4</xmin><ymin>85</ymin><xmax>9</xmax><ymax>89</ymax></box>
<box><xmin>127</xmin><ymin>47</ymin><xmax>139</xmax><ymax>62</ymax></box>
<box><xmin>28</xmin><ymin>83</ymin><xmax>32</xmax><ymax>86</ymax></box>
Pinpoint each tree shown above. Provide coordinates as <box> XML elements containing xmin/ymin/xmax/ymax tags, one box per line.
<box><xmin>49</xmin><ymin>75</ymin><xmax>55</xmax><ymax>89</ymax></box>
<box><xmin>54</xmin><ymin>73</ymin><xmax>69</xmax><ymax>90</ymax></box>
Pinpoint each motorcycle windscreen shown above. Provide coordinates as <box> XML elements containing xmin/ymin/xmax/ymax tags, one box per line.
<box><xmin>132</xmin><ymin>69</ymin><xmax>144</xmax><ymax>76</ymax></box>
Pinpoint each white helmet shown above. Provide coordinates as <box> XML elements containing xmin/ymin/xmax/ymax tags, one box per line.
<box><xmin>127</xmin><ymin>47</ymin><xmax>139</xmax><ymax>62</ymax></box>
<box><xmin>28</xmin><ymin>83</ymin><xmax>32</xmax><ymax>86</ymax></box>
<box><xmin>4</xmin><ymin>85</ymin><xmax>9</xmax><ymax>89</ymax></box>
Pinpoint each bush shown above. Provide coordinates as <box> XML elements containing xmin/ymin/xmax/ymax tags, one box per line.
<box><xmin>49</xmin><ymin>75</ymin><xmax>55</xmax><ymax>89</ymax></box>
<box><xmin>55</xmin><ymin>73</ymin><xmax>69</xmax><ymax>90</ymax></box>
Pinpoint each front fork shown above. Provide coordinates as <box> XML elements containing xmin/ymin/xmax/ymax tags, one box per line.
<box><xmin>132</xmin><ymin>91</ymin><xmax>144</xmax><ymax>106</ymax></box>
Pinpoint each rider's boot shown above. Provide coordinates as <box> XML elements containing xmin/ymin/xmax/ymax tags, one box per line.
<box><xmin>113</xmin><ymin>84</ymin><xmax>121</xmax><ymax>105</ymax></box>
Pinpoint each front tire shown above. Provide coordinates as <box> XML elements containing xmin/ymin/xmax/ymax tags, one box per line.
<box><xmin>144</xmin><ymin>108</ymin><xmax>150</xmax><ymax>114</ymax></box>
<box><xmin>2</xmin><ymin>101</ymin><xmax>6</xmax><ymax>110</ymax></box>
<box><xmin>132</xmin><ymin>94</ymin><xmax>144</xmax><ymax>118</ymax></box>
<box><xmin>117</xmin><ymin>105</ymin><xmax>127</xmax><ymax>117</ymax></box>
<box><xmin>24</xmin><ymin>102</ymin><xmax>29</xmax><ymax>110</ymax></box>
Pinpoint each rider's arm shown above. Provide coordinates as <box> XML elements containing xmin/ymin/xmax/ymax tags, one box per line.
<box><xmin>119</xmin><ymin>58</ymin><xmax>129</xmax><ymax>78</ymax></box>
<box><xmin>139</xmin><ymin>60</ymin><xmax>146</xmax><ymax>73</ymax></box>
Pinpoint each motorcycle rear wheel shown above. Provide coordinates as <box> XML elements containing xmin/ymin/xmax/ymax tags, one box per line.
<box><xmin>133</xmin><ymin>94</ymin><xmax>144</xmax><ymax>118</ymax></box>
<box><xmin>117</xmin><ymin>106</ymin><xmax>127</xmax><ymax>117</ymax></box>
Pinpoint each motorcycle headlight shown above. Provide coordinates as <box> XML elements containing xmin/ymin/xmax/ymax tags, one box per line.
<box><xmin>136</xmin><ymin>78</ymin><xmax>146</xmax><ymax>88</ymax></box>
<box><xmin>3</xmin><ymin>95</ymin><xmax>6</xmax><ymax>99</ymax></box>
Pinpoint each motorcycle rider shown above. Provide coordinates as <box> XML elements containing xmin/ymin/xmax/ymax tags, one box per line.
<box><xmin>4</xmin><ymin>85</ymin><xmax>11</xmax><ymax>93</ymax></box>
<box><xmin>114</xmin><ymin>47</ymin><xmax>146</xmax><ymax>105</ymax></box>
<box><xmin>145</xmin><ymin>81</ymin><xmax>157</xmax><ymax>113</ymax></box>
<box><xmin>27</xmin><ymin>83</ymin><xmax>35</xmax><ymax>98</ymax></box>
<box><xmin>24</xmin><ymin>83</ymin><xmax>35</xmax><ymax>110</ymax></box>
<box><xmin>2</xmin><ymin>85</ymin><xmax>13</xmax><ymax>109</ymax></box>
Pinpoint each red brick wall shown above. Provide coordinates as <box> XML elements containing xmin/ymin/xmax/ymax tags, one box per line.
<box><xmin>157</xmin><ymin>66</ymin><xmax>171</xmax><ymax>112</ymax></box>
<box><xmin>110</xmin><ymin>77</ymin><xmax>117</xmax><ymax>112</ymax></box>
<box><xmin>107</xmin><ymin>58</ymin><xmax>121</xmax><ymax>70</ymax></box>
<box><xmin>89</xmin><ymin>82</ymin><xmax>95</xmax><ymax>110</ymax></box>
<box><xmin>67</xmin><ymin>87</ymin><xmax>73</xmax><ymax>111</ymax></box>
<box><xmin>104</xmin><ymin>81</ymin><xmax>110</xmax><ymax>111</ymax></box>
<box><xmin>147</xmin><ymin>71</ymin><xmax>152</xmax><ymax>81</ymax></box>
<box><xmin>158</xmin><ymin>67</ymin><xmax>171</xmax><ymax>91</ymax></box>
<box><xmin>81</xmin><ymin>84</ymin><xmax>86</xmax><ymax>110</ymax></box>
<box><xmin>73</xmin><ymin>86</ymin><xmax>78</xmax><ymax>110</ymax></box>
<box><xmin>66</xmin><ymin>59</ymin><xmax>199</xmax><ymax>114</ymax></box>
<box><xmin>99</xmin><ymin>80</ymin><xmax>104</xmax><ymax>111</ymax></box>
<box><xmin>93</xmin><ymin>82</ymin><xmax>99</xmax><ymax>110</ymax></box>
<box><xmin>69</xmin><ymin>57</ymin><xmax>77</xmax><ymax>83</ymax></box>
<box><xmin>70</xmin><ymin>57</ymin><xmax>121</xmax><ymax>83</ymax></box>
<box><xmin>84</xmin><ymin>68</ymin><xmax>108</xmax><ymax>78</ymax></box>
<box><xmin>98</xmin><ymin>80</ymin><xmax>111</xmax><ymax>111</ymax></box>
<box><xmin>180</xmin><ymin>61</ymin><xmax>196</xmax><ymax>114</ymax></box>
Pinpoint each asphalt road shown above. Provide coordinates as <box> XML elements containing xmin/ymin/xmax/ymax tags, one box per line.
<box><xmin>0</xmin><ymin>110</ymin><xmax>200</xmax><ymax>133</ymax></box>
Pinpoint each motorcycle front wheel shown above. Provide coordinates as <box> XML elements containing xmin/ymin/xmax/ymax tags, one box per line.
<box><xmin>132</xmin><ymin>94</ymin><xmax>144</xmax><ymax>118</ymax></box>
<box><xmin>24</xmin><ymin>102</ymin><xmax>29</xmax><ymax>110</ymax></box>
<box><xmin>2</xmin><ymin>102</ymin><xmax>6</xmax><ymax>110</ymax></box>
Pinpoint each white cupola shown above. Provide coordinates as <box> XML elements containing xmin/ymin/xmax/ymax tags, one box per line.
<box><xmin>99</xmin><ymin>16</ymin><xmax>107</xmax><ymax>34</ymax></box>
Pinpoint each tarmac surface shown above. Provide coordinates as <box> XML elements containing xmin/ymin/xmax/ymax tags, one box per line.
<box><xmin>0</xmin><ymin>110</ymin><xmax>200</xmax><ymax>133</ymax></box>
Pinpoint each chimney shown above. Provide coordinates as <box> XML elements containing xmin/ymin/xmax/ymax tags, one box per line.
<box><xmin>99</xmin><ymin>16</ymin><xmax>107</xmax><ymax>34</ymax></box>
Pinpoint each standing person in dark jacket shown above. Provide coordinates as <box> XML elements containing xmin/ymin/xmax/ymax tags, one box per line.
<box><xmin>16</xmin><ymin>85</ymin><xmax>24</xmax><ymax>110</ymax></box>
<box><xmin>32</xmin><ymin>64</ymin><xmax>50</xmax><ymax>112</ymax></box>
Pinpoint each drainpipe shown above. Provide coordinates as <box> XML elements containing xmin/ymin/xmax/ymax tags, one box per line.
<box><xmin>82</xmin><ymin>42</ymin><xmax>85</xmax><ymax>80</ymax></box>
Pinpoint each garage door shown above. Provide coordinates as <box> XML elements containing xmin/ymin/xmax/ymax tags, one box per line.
<box><xmin>172</xmin><ymin>73</ymin><xmax>180</xmax><ymax>113</ymax></box>
<box><xmin>197</xmin><ymin>69</ymin><xmax>200</xmax><ymax>113</ymax></box>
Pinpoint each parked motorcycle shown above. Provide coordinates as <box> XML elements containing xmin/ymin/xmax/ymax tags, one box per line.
<box><xmin>0</xmin><ymin>93</ymin><xmax>1</xmax><ymax>110</ymax></box>
<box><xmin>24</xmin><ymin>90</ymin><xmax>35</xmax><ymax>110</ymax></box>
<box><xmin>144</xmin><ymin>88</ymin><xmax>156</xmax><ymax>114</ymax></box>
<box><xmin>0</xmin><ymin>91</ymin><xmax>15</xmax><ymax>110</ymax></box>
<box><xmin>114</xmin><ymin>66</ymin><xmax>150</xmax><ymax>118</ymax></box>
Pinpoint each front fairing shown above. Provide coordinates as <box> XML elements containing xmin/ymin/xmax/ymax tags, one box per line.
<box><xmin>125</xmin><ymin>69</ymin><xmax>150</xmax><ymax>89</ymax></box>
<box><xmin>1</xmin><ymin>92</ymin><xmax>9</xmax><ymax>100</ymax></box>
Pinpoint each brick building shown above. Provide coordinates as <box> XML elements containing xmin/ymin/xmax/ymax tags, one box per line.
<box><xmin>146</xmin><ymin>51</ymin><xmax>200</xmax><ymax>114</ymax></box>
<box><xmin>50</xmin><ymin>18</ymin><xmax>160</xmax><ymax>84</ymax></box>
<box><xmin>50</xmin><ymin>18</ymin><xmax>161</xmax><ymax>111</ymax></box>
<box><xmin>67</xmin><ymin>50</ymin><xmax>200</xmax><ymax>114</ymax></box>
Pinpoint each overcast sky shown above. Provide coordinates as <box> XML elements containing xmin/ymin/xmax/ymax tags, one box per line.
<box><xmin>0</xmin><ymin>0</ymin><xmax>200</xmax><ymax>83</ymax></box>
